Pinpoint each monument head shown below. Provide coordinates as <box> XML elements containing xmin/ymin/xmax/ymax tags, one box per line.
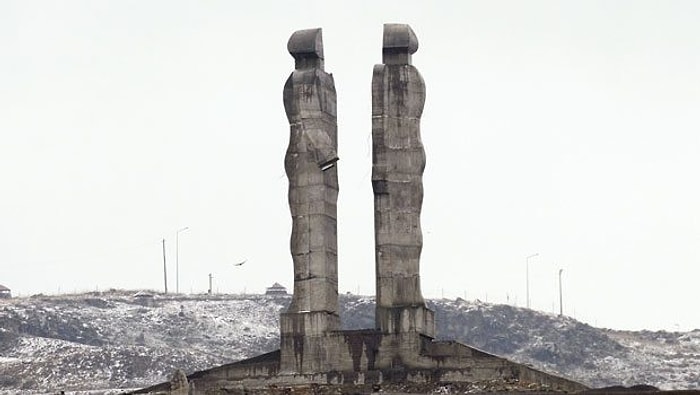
<box><xmin>287</xmin><ymin>28</ymin><xmax>324</xmax><ymax>70</ymax></box>
<box><xmin>382</xmin><ymin>23</ymin><xmax>419</xmax><ymax>65</ymax></box>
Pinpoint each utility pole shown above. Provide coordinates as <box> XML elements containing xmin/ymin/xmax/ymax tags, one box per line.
<box><xmin>162</xmin><ymin>239</ymin><xmax>168</xmax><ymax>294</ymax></box>
<box><xmin>558</xmin><ymin>268</ymin><xmax>564</xmax><ymax>316</ymax></box>
<box><xmin>208</xmin><ymin>273</ymin><xmax>213</xmax><ymax>295</ymax></box>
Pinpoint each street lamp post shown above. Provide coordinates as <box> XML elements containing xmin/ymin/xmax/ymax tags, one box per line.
<box><xmin>558</xmin><ymin>268</ymin><xmax>564</xmax><ymax>316</ymax></box>
<box><xmin>176</xmin><ymin>226</ymin><xmax>189</xmax><ymax>294</ymax></box>
<box><xmin>162</xmin><ymin>239</ymin><xmax>168</xmax><ymax>294</ymax></box>
<box><xmin>526</xmin><ymin>253</ymin><xmax>539</xmax><ymax>309</ymax></box>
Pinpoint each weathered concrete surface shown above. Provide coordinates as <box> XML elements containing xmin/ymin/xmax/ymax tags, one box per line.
<box><xmin>280</xmin><ymin>27</ymin><xmax>340</xmax><ymax>374</ymax></box>
<box><xmin>133</xmin><ymin>338</ymin><xmax>587</xmax><ymax>394</ymax></box>
<box><xmin>168</xmin><ymin>369</ymin><xmax>188</xmax><ymax>395</ymax></box>
<box><xmin>372</xmin><ymin>23</ymin><xmax>434</xmax><ymax>338</ymax></box>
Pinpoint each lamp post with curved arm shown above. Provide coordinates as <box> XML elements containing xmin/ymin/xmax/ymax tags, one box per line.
<box><xmin>558</xmin><ymin>268</ymin><xmax>564</xmax><ymax>316</ymax></box>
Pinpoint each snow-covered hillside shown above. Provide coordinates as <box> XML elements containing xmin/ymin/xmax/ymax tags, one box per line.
<box><xmin>426</xmin><ymin>298</ymin><xmax>700</xmax><ymax>390</ymax></box>
<box><xmin>0</xmin><ymin>291</ymin><xmax>698</xmax><ymax>393</ymax></box>
<box><xmin>0</xmin><ymin>292</ymin><xmax>284</xmax><ymax>393</ymax></box>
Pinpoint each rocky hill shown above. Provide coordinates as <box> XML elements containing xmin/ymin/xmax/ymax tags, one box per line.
<box><xmin>0</xmin><ymin>291</ymin><xmax>698</xmax><ymax>393</ymax></box>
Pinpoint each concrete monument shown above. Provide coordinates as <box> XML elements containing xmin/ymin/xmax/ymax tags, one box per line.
<box><xmin>279</xmin><ymin>27</ymin><xmax>340</xmax><ymax>373</ymax></box>
<box><xmin>135</xmin><ymin>25</ymin><xmax>588</xmax><ymax>395</ymax></box>
<box><xmin>372</xmin><ymin>24</ymin><xmax>435</xmax><ymax>337</ymax></box>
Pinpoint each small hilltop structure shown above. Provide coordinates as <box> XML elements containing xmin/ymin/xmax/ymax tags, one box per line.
<box><xmin>133</xmin><ymin>291</ymin><xmax>156</xmax><ymax>307</ymax></box>
<box><xmin>0</xmin><ymin>284</ymin><xmax>11</xmax><ymax>299</ymax></box>
<box><xmin>135</xmin><ymin>25</ymin><xmax>587</xmax><ymax>395</ymax></box>
<box><xmin>264</xmin><ymin>283</ymin><xmax>288</xmax><ymax>296</ymax></box>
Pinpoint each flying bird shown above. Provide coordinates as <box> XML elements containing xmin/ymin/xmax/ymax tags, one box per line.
<box><xmin>233</xmin><ymin>259</ymin><xmax>247</xmax><ymax>266</ymax></box>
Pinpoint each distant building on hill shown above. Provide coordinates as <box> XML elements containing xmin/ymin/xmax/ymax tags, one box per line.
<box><xmin>133</xmin><ymin>290</ymin><xmax>155</xmax><ymax>306</ymax></box>
<box><xmin>265</xmin><ymin>282</ymin><xmax>287</xmax><ymax>296</ymax></box>
<box><xmin>0</xmin><ymin>284</ymin><xmax>11</xmax><ymax>299</ymax></box>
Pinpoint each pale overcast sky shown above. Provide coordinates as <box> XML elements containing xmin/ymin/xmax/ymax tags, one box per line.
<box><xmin>1</xmin><ymin>1</ymin><xmax>699</xmax><ymax>331</ymax></box>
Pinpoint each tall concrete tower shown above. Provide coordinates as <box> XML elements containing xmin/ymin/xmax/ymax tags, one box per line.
<box><xmin>280</xmin><ymin>28</ymin><xmax>340</xmax><ymax>373</ymax></box>
<box><xmin>372</xmin><ymin>24</ymin><xmax>435</xmax><ymax>338</ymax></box>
